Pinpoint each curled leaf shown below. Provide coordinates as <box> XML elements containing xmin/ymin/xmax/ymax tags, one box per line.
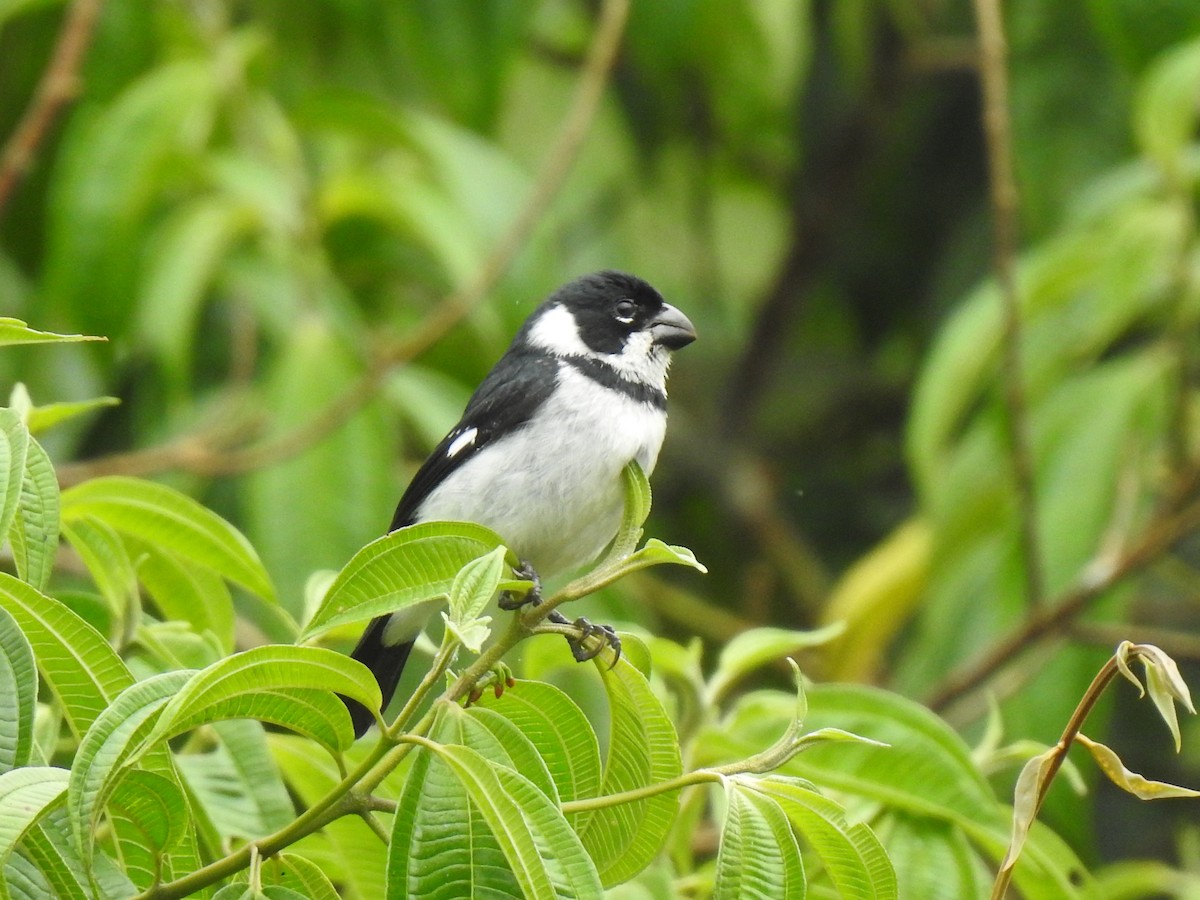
<box><xmin>1076</xmin><ymin>734</ymin><xmax>1200</xmax><ymax>800</ymax></box>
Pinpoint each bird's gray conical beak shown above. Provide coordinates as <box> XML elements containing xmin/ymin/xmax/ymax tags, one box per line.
<box><xmin>648</xmin><ymin>303</ymin><xmax>697</xmax><ymax>350</ymax></box>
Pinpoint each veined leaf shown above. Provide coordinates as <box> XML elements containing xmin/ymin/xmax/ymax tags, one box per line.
<box><xmin>13</xmin><ymin>811</ymin><xmax>94</xmax><ymax>900</ymax></box>
<box><xmin>68</xmin><ymin>670</ymin><xmax>191</xmax><ymax>864</ymax></box>
<box><xmin>108</xmin><ymin>768</ymin><xmax>189</xmax><ymax>854</ymax></box>
<box><xmin>715</xmin><ymin>785</ymin><xmax>805</xmax><ymax>900</ymax></box>
<box><xmin>401</xmin><ymin>741</ymin><xmax>602</xmax><ymax>899</ymax></box>
<box><xmin>0</xmin><ymin>573</ymin><xmax>133</xmax><ymax>738</ymax></box>
<box><xmin>175</xmin><ymin>720</ymin><xmax>295</xmax><ymax>842</ymax></box>
<box><xmin>127</xmin><ymin>536</ymin><xmax>236</xmax><ymax>652</ymax></box>
<box><xmin>147</xmin><ymin>646</ymin><xmax>382</xmax><ymax>753</ymax></box>
<box><xmin>61</xmin><ymin>476</ymin><xmax>275</xmax><ymax>601</ymax></box>
<box><xmin>749</xmin><ymin>776</ymin><xmax>896</xmax><ymax>900</ymax></box>
<box><xmin>470</xmin><ymin>680</ymin><xmax>602</xmax><ymax>827</ymax></box>
<box><xmin>300</xmin><ymin>521</ymin><xmax>514</xmax><ymax>641</ymax></box>
<box><xmin>439</xmin><ymin>703</ymin><xmax>558</xmax><ymax>802</ymax></box>
<box><xmin>388</xmin><ymin>709</ymin><xmax>521</xmax><ymax>898</ymax></box>
<box><xmin>260</xmin><ymin>853</ymin><xmax>340</xmax><ymax>900</ymax></box>
<box><xmin>577</xmin><ymin>655</ymin><xmax>682</xmax><ymax>886</ymax></box>
<box><xmin>447</xmin><ymin>545</ymin><xmax>508</xmax><ymax>625</ymax></box>
<box><xmin>0</xmin><ymin>607</ymin><xmax>36</xmax><ymax>772</ymax></box>
<box><xmin>10</xmin><ymin>435</ymin><xmax>60</xmax><ymax>592</ymax></box>
<box><xmin>0</xmin><ymin>767</ymin><xmax>70</xmax><ymax>895</ymax></box>
<box><xmin>0</xmin><ymin>319</ymin><xmax>101</xmax><ymax>348</ymax></box>
<box><xmin>0</xmin><ymin>409</ymin><xmax>29</xmax><ymax>543</ymax></box>
<box><xmin>61</xmin><ymin>517</ymin><xmax>139</xmax><ymax>639</ymax></box>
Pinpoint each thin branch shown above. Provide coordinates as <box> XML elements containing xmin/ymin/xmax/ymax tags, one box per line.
<box><xmin>59</xmin><ymin>0</ymin><xmax>632</xmax><ymax>485</ymax></box>
<box><xmin>928</xmin><ymin>488</ymin><xmax>1200</xmax><ymax>713</ymax></box>
<box><xmin>0</xmin><ymin>0</ymin><xmax>105</xmax><ymax>219</ymax></box>
<box><xmin>972</xmin><ymin>0</ymin><xmax>1046</xmax><ymax>609</ymax></box>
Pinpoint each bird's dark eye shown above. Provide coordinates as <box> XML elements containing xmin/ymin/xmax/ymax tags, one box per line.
<box><xmin>614</xmin><ymin>299</ymin><xmax>637</xmax><ymax>322</ymax></box>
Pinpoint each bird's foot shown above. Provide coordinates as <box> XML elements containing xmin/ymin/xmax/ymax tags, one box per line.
<box><xmin>498</xmin><ymin>559</ymin><xmax>541</xmax><ymax>611</ymax></box>
<box><xmin>547</xmin><ymin>610</ymin><xmax>622</xmax><ymax>666</ymax></box>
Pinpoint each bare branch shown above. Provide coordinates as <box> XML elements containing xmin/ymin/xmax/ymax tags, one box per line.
<box><xmin>972</xmin><ymin>0</ymin><xmax>1046</xmax><ymax>609</ymax></box>
<box><xmin>0</xmin><ymin>0</ymin><xmax>105</xmax><ymax>219</ymax></box>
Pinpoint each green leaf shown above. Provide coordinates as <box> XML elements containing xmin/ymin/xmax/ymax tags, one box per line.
<box><xmin>749</xmin><ymin>777</ymin><xmax>896</xmax><ymax>900</ymax></box>
<box><xmin>881</xmin><ymin>813</ymin><xmax>991</xmax><ymax>900</ymax></box>
<box><xmin>0</xmin><ymin>319</ymin><xmax>102</xmax><ymax>348</ymax></box>
<box><xmin>0</xmin><ymin>607</ymin><xmax>36</xmax><ymax>772</ymax></box>
<box><xmin>470</xmin><ymin>680</ymin><xmax>603</xmax><ymax>827</ymax></box>
<box><xmin>9</xmin><ymin>434</ymin><xmax>60</xmax><ymax>592</ymax></box>
<box><xmin>61</xmin><ymin>517</ymin><xmax>139</xmax><ymax>640</ymax></box>
<box><xmin>175</xmin><ymin>720</ymin><xmax>295</xmax><ymax>842</ymax></box>
<box><xmin>447</xmin><ymin>545</ymin><xmax>508</xmax><ymax>625</ymax></box>
<box><xmin>0</xmin><ymin>573</ymin><xmax>133</xmax><ymax>738</ymax></box>
<box><xmin>68</xmin><ymin>670</ymin><xmax>191</xmax><ymax>865</ymax></box>
<box><xmin>608</xmin><ymin>460</ymin><xmax>653</xmax><ymax>563</ymax></box>
<box><xmin>61</xmin><ymin>476</ymin><xmax>275</xmax><ymax>601</ymax></box>
<box><xmin>707</xmin><ymin>624</ymin><xmax>845</xmax><ymax>706</ymax></box>
<box><xmin>127</xmin><ymin>537</ymin><xmax>236</xmax><ymax>652</ymax></box>
<box><xmin>24</xmin><ymin>397</ymin><xmax>121</xmax><ymax>436</ymax></box>
<box><xmin>301</xmin><ymin>521</ymin><xmax>513</xmax><ymax>641</ymax></box>
<box><xmin>148</xmin><ymin>645</ymin><xmax>382</xmax><ymax>753</ymax></box>
<box><xmin>1134</xmin><ymin>36</ymin><xmax>1200</xmax><ymax>175</ymax></box>
<box><xmin>443</xmin><ymin>703</ymin><xmax>558</xmax><ymax>800</ymax></box>
<box><xmin>0</xmin><ymin>767</ymin><xmax>70</xmax><ymax>891</ymax></box>
<box><xmin>577</xmin><ymin>656</ymin><xmax>682</xmax><ymax>886</ymax></box>
<box><xmin>108</xmin><ymin>768</ymin><xmax>189</xmax><ymax>854</ymax></box>
<box><xmin>402</xmin><ymin>741</ymin><xmax>603</xmax><ymax>899</ymax></box>
<box><xmin>0</xmin><ymin>409</ymin><xmax>29</xmax><ymax>542</ymax></box>
<box><xmin>259</xmin><ymin>853</ymin><xmax>340</xmax><ymax>900</ymax></box>
<box><xmin>715</xmin><ymin>785</ymin><xmax>806</xmax><ymax>899</ymax></box>
<box><xmin>388</xmin><ymin>724</ymin><xmax>502</xmax><ymax>898</ymax></box>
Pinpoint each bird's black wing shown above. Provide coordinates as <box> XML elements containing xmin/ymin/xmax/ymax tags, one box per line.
<box><xmin>389</xmin><ymin>350</ymin><xmax>560</xmax><ymax>530</ymax></box>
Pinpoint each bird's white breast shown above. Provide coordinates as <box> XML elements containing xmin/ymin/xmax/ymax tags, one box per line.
<box><xmin>416</xmin><ymin>365</ymin><xmax>667</xmax><ymax>576</ymax></box>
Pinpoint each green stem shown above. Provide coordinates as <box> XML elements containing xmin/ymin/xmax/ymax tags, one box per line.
<box><xmin>561</xmin><ymin>770</ymin><xmax>722</xmax><ymax>814</ymax></box>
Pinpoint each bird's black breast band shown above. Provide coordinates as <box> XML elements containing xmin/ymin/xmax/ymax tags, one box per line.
<box><xmin>560</xmin><ymin>356</ymin><xmax>667</xmax><ymax>410</ymax></box>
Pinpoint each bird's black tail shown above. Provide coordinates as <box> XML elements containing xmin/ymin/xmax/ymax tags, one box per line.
<box><xmin>343</xmin><ymin>614</ymin><xmax>416</xmax><ymax>738</ymax></box>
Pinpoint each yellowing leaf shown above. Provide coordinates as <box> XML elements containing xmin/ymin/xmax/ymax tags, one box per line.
<box><xmin>1077</xmin><ymin>734</ymin><xmax>1200</xmax><ymax>800</ymax></box>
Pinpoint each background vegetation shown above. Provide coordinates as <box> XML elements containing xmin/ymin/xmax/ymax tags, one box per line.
<box><xmin>2</xmin><ymin>0</ymin><xmax>1200</xmax><ymax>896</ymax></box>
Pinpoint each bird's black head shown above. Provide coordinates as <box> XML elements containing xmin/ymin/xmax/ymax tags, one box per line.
<box><xmin>520</xmin><ymin>271</ymin><xmax>696</xmax><ymax>365</ymax></box>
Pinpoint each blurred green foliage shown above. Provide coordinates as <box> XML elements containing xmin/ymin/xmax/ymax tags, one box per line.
<box><xmin>3</xmin><ymin>0</ymin><xmax>1200</xmax><ymax>895</ymax></box>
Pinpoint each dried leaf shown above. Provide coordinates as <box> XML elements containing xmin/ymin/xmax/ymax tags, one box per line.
<box><xmin>1077</xmin><ymin>734</ymin><xmax>1200</xmax><ymax>800</ymax></box>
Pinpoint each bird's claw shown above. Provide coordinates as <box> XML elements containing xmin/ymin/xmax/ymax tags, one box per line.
<box><xmin>498</xmin><ymin>559</ymin><xmax>541</xmax><ymax>611</ymax></box>
<box><xmin>548</xmin><ymin>610</ymin><xmax>622</xmax><ymax>666</ymax></box>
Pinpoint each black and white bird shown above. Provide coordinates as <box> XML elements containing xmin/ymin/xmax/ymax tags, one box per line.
<box><xmin>345</xmin><ymin>270</ymin><xmax>696</xmax><ymax>737</ymax></box>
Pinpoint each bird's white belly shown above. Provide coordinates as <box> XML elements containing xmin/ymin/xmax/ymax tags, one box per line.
<box><xmin>416</xmin><ymin>371</ymin><xmax>667</xmax><ymax>576</ymax></box>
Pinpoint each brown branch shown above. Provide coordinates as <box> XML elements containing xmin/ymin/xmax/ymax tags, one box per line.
<box><xmin>57</xmin><ymin>0</ymin><xmax>632</xmax><ymax>485</ymax></box>
<box><xmin>0</xmin><ymin>0</ymin><xmax>105</xmax><ymax>220</ymax></box>
<box><xmin>972</xmin><ymin>0</ymin><xmax>1046</xmax><ymax>609</ymax></box>
<box><xmin>928</xmin><ymin>490</ymin><xmax>1200</xmax><ymax>713</ymax></box>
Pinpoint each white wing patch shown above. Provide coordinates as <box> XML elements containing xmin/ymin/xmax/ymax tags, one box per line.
<box><xmin>447</xmin><ymin>427</ymin><xmax>478</xmax><ymax>458</ymax></box>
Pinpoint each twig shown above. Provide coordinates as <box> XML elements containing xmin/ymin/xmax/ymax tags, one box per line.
<box><xmin>928</xmin><ymin>490</ymin><xmax>1200</xmax><ymax>713</ymax></box>
<box><xmin>58</xmin><ymin>0</ymin><xmax>632</xmax><ymax>484</ymax></box>
<box><xmin>1069</xmin><ymin>622</ymin><xmax>1200</xmax><ymax>663</ymax></box>
<box><xmin>989</xmin><ymin>654</ymin><xmax>1120</xmax><ymax>899</ymax></box>
<box><xmin>972</xmin><ymin>0</ymin><xmax>1045</xmax><ymax>609</ymax></box>
<box><xmin>0</xmin><ymin>0</ymin><xmax>105</xmax><ymax>219</ymax></box>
